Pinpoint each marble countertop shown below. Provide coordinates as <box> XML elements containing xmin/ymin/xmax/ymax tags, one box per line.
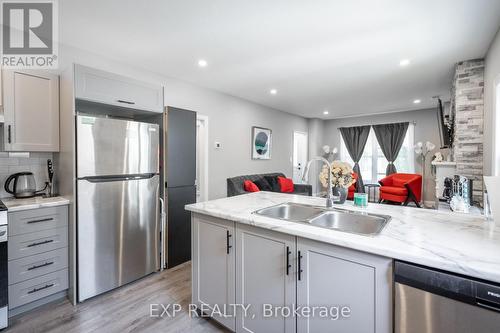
<box><xmin>186</xmin><ymin>191</ymin><xmax>500</xmax><ymax>283</ymax></box>
<box><xmin>2</xmin><ymin>196</ymin><xmax>70</xmax><ymax>212</ymax></box>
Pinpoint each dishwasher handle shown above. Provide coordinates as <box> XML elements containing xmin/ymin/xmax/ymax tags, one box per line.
<box><xmin>475</xmin><ymin>281</ymin><xmax>500</xmax><ymax>312</ymax></box>
<box><xmin>395</xmin><ymin>261</ymin><xmax>500</xmax><ymax>312</ymax></box>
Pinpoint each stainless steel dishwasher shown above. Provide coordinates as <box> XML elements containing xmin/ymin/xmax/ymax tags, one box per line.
<box><xmin>395</xmin><ymin>261</ymin><xmax>500</xmax><ymax>333</ymax></box>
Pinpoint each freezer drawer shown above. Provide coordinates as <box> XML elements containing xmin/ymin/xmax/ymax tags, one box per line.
<box><xmin>77</xmin><ymin>175</ymin><xmax>160</xmax><ymax>301</ymax></box>
<box><xmin>77</xmin><ymin>115</ymin><xmax>159</xmax><ymax>178</ymax></box>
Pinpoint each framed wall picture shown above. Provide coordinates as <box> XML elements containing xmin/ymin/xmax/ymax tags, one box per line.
<box><xmin>252</xmin><ymin>126</ymin><xmax>272</xmax><ymax>160</ymax></box>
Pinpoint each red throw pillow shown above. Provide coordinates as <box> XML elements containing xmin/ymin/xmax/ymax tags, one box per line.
<box><xmin>278</xmin><ymin>176</ymin><xmax>294</xmax><ymax>193</ymax></box>
<box><xmin>243</xmin><ymin>180</ymin><xmax>260</xmax><ymax>192</ymax></box>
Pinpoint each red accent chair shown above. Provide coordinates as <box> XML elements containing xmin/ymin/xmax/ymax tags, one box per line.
<box><xmin>378</xmin><ymin>173</ymin><xmax>422</xmax><ymax>207</ymax></box>
<box><xmin>347</xmin><ymin>172</ymin><xmax>359</xmax><ymax>200</ymax></box>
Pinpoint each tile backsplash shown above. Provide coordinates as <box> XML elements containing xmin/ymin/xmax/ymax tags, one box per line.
<box><xmin>0</xmin><ymin>152</ymin><xmax>53</xmax><ymax>198</ymax></box>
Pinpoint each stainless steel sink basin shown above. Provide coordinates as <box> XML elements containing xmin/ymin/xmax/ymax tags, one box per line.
<box><xmin>253</xmin><ymin>202</ymin><xmax>390</xmax><ymax>236</ymax></box>
<box><xmin>308</xmin><ymin>209</ymin><xmax>390</xmax><ymax>235</ymax></box>
<box><xmin>253</xmin><ymin>202</ymin><xmax>324</xmax><ymax>222</ymax></box>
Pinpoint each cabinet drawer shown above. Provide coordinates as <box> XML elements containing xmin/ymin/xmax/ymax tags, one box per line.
<box><xmin>8</xmin><ymin>206</ymin><xmax>68</xmax><ymax>236</ymax></box>
<box><xmin>8</xmin><ymin>247</ymin><xmax>68</xmax><ymax>284</ymax></box>
<box><xmin>75</xmin><ymin>65</ymin><xmax>163</xmax><ymax>113</ymax></box>
<box><xmin>8</xmin><ymin>227</ymin><xmax>68</xmax><ymax>260</ymax></box>
<box><xmin>8</xmin><ymin>268</ymin><xmax>68</xmax><ymax>309</ymax></box>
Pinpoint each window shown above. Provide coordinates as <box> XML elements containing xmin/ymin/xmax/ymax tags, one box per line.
<box><xmin>340</xmin><ymin>124</ymin><xmax>415</xmax><ymax>183</ymax></box>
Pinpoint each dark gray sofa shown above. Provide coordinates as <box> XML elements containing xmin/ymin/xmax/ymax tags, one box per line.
<box><xmin>227</xmin><ymin>172</ymin><xmax>312</xmax><ymax>197</ymax></box>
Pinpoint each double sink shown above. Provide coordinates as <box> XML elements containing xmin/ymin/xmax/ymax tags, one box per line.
<box><xmin>253</xmin><ymin>202</ymin><xmax>390</xmax><ymax>236</ymax></box>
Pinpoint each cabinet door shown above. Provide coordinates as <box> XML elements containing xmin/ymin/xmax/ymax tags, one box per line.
<box><xmin>236</xmin><ymin>224</ymin><xmax>296</xmax><ymax>333</ymax></box>
<box><xmin>192</xmin><ymin>214</ymin><xmax>236</xmax><ymax>331</ymax></box>
<box><xmin>74</xmin><ymin>65</ymin><xmax>163</xmax><ymax>113</ymax></box>
<box><xmin>3</xmin><ymin>70</ymin><xmax>59</xmax><ymax>151</ymax></box>
<box><xmin>297</xmin><ymin>238</ymin><xmax>392</xmax><ymax>333</ymax></box>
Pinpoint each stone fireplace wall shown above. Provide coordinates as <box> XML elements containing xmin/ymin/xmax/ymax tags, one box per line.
<box><xmin>451</xmin><ymin>59</ymin><xmax>484</xmax><ymax>205</ymax></box>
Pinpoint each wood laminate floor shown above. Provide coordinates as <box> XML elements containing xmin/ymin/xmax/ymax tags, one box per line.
<box><xmin>5</xmin><ymin>262</ymin><xmax>229</xmax><ymax>333</ymax></box>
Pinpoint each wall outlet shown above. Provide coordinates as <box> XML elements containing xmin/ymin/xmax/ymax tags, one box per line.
<box><xmin>214</xmin><ymin>142</ymin><xmax>222</xmax><ymax>150</ymax></box>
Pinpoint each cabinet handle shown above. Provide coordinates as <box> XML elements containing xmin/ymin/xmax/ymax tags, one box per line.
<box><xmin>286</xmin><ymin>246</ymin><xmax>291</xmax><ymax>275</ymax></box>
<box><xmin>298</xmin><ymin>251</ymin><xmax>303</xmax><ymax>281</ymax></box>
<box><xmin>116</xmin><ymin>99</ymin><xmax>136</xmax><ymax>105</ymax></box>
<box><xmin>7</xmin><ymin>125</ymin><xmax>11</xmax><ymax>144</ymax></box>
<box><xmin>27</xmin><ymin>283</ymin><xmax>54</xmax><ymax>294</ymax></box>
<box><xmin>226</xmin><ymin>230</ymin><xmax>232</xmax><ymax>254</ymax></box>
<box><xmin>27</xmin><ymin>217</ymin><xmax>54</xmax><ymax>224</ymax></box>
<box><xmin>27</xmin><ymin>239</ymin><xmax>54</xmax><ymax>247</ymax></box>
<box><xmin>27</xmin><ymin>261</ymin><xmax>54</xmax><ymax>271</ymax></box>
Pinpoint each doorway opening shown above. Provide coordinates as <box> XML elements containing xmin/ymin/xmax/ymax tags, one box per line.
<box><xmin>292</xmin><ymin>131</ymin><xmax>308</xmax><ymax>183</ymax></box>
<box><xmin>196</xmin><ymin>115</ymin><xmax>209</xmax><ymax>202</ymax></box>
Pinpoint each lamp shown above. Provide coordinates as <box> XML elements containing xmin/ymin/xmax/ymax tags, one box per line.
<box><xmin>414</xmin><ymin>141</ymin><xmax>435</xmax><ymax>207</ymax></box>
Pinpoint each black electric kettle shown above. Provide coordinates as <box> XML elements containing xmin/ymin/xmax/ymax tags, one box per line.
<box><xmin>4</xmin><ymin>172</ymin><xmax>38</xmax><ymax>198</ymax></box>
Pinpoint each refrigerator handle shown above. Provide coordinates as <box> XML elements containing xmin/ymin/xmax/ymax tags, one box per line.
<box><xmin>159</xmin><ymin>196</ymin><xmax>166</xmax><ymax>270</ymax></box>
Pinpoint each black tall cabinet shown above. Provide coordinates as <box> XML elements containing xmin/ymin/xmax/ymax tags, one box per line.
<box><xmin>164</xmin><ymin>107</ymin><xmax>197</xmax><ymax>268</ymax></box>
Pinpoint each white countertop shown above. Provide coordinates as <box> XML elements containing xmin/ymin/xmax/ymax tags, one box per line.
<box><xmin>2</xmin><ymin>196</ymin><xmax>70</xmax><ymax>212</ymax></box>
<box><xmin>186</xmin><ymin>191</ymin><xmax>500</xmax><ymax>283</ymax></box>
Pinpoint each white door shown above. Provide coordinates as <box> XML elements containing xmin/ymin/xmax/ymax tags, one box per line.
<box><xmin>236</xmin><ymin>224</ymin><xmax>296</xmax><ymax>333</ymax></box>
<box><xmin>196</xmin><ymin>116</ymin><xmax>208</xmax><ymax>202</ymax></box>
<box><xmin>293</xmin><ymin>131</ymin><xmax>308</xmax><ymax>183</ymax></box>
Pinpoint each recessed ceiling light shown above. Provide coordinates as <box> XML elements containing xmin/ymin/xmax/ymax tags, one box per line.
<box><xmin>413</xmin><ymin>99</ymin><xmax>421</xmax><ymax>104</ymax></box>
<box><xmin>399</xmin><ymin>59</ymin><xmax>411</xmax><ymax>67</ymax></box>
<box><xmin>270</xmin><ymin>89</ymin><xmax>278</xmax><ymax>95</ymax></box>
<box><xmin>323</xmin><ymin>110</ymin><xmax>329</xmax><ymax>115</ymax></box>
<box><xmin>198</xmin><ymin>59</ymin><xmax>208</xmax><ymax>67</ymax></box>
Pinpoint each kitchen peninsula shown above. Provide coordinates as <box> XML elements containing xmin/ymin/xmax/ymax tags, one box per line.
<box><xmin>186</xmin><ymin>191</ymin><xmax>500</xmax><ymax>332</ymax></box>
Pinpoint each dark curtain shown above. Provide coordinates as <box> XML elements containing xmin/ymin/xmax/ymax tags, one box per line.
<box><xmin>372</xmin><ymin>122</ymin><xmax>409</xmax><ymax>175</ymax></box>
<box><xmin>339</xmin><ymin>126</ymin><xmax>371</xmax><ymax>193</ymax></box>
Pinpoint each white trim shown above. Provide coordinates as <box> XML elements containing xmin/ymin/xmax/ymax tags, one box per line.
<box><xmin>292</xmin><ymin>131</ymin><xmax>309</xmax><ymax>183</ymax></box>
<box><xmin>196</xmin><ymin>114</ymin><xmax>209</xmax><ymax>201</ymax></box>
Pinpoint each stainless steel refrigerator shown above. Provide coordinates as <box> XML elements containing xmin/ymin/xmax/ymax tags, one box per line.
<box><xmin>163</xmin><ymin>107</ymin><xmax>196</xmax><ymax>268</ymax></box>
<box><xmin>76</xmin><ymin>115</ymin><xmax>160</xmax><ymax>302</ymax></box>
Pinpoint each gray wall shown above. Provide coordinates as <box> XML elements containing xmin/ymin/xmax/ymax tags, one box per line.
<box><xmin>59</xmin><ymin>45</ymin><xmax>308</xmax><ymax>199</ymax></box>
<box><xmin>485</xmin><ymin>28</ymin><xmax>500</xmax><ymax>176</ymax></box>
<box><xmin>321</xmin><ymin>108</ymin><xmax>444</xmax><ymax>202</ymax></box>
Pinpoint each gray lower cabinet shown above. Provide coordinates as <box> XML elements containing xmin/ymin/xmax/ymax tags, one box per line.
<box><xmin>192</xmin><ymin>214</ymin><xmax>392</xmax><ymax>333</ymax></box>
<box><xmin>296</xmin><ymin>237</ymin><xmax>392</xmax><ymax>333</ymax></box>
<box><xmin>235</xmin><ymin>224</ymin><xmax>296</xmax><ymax>333</ymax></box>
<box><xmin>7</xmin><ymin>205</ymin><xmax>69</xmax><ymax>314</ymax></box>
<box><xmin>191</xmin><ymin>214</ymin><xmax>236</xmax><ymax>331</ymax></box>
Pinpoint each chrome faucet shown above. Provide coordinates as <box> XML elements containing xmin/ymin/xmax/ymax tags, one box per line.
<box><xmin>302</xmin><ymin>156</ymin><xmax>335</xmax><ymax>208</ymax></box>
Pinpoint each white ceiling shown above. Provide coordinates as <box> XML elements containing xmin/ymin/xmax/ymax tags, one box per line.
<box><xmin>60</xmin><ymin>0</ymin><xmax>500</xmax><ymax>119</ymax></box>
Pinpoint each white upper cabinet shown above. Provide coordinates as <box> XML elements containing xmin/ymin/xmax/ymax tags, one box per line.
<box><xmin>74</xmin><ymin>65</ymin><xmax>164</xmax><ymax>113</ymax></box>
<box><xmin>3</xmin><ymin>70</ymin><xmax>60</xmax><ymax>152</ymax></box>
